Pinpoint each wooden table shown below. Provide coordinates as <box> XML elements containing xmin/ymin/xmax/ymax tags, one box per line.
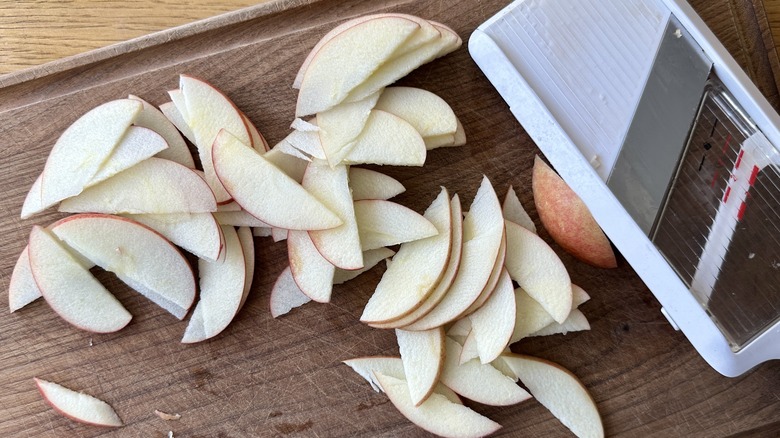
<box><xmin>0</xmin><ymin>1</ymin><xmax>778</xmax><ymax>437</ymax></box>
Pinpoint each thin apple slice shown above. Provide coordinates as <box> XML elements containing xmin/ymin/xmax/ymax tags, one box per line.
<box><xmin>51</xmin><ymin>214</ymin><xmax>196</xmax><ymax>320</ymax></box>
<box><xmin>316</xmin><ymin>91</ymin><xmax>382</xmax><ymax>165</ymax></box>
<box><xmin>361</xmin><ymin>188</ymin><xmax>451</xmax><ymax>323</ymax></box>
<box><xmin>440</xmin><ymin>337</ymin><xmax>530</xmax><ymax>406</ymax></box>
<box><xmin>269</xmin><ymin>266</ymin><xmax>312</xmax><ymax>318</ymax></box>
<box><xmin>211</xmin><ymin>129</ymin><xmax>341</xmax><ymax>230</ymax></box>
<box><xmin>288</xmin><ymin>230</ymin><xmax>335</xmax><ymax>303</ymax></box>
<box><xmin>213</xmin><ymin>210</ymin><xmax>270</xmax><ymax>227</ymax></box>
<box><xmin>458</xmin><ymin>329</ymin><xmax>479</xmax><ymax>365</ymax></box>
<box><xmin>263</xmin><ymin>148</ymin><xmax>308</xmax><ymax>183</ymax></box>
<box><xmin>505</xmin><ymin>219</ymin><xmax>572</xmax><ymax>323</ymax></box>
<box><xmin>452</xmin><ymin>117</ymin><xmax>466</xmax><ymax>146</ymax></box>
<box><xmin>469</xmin><ymin>269</ymin><xmax>516</xmax><ymax>363</ymax></box>
<box><xmin>532</xmin><ymin>156</ymin><xmax>616</xmax><ymax>268</ymax></box>
<box><xmin>182</xmin><ymin>225</ymin><xmax>245</xmax><ymax>343</ymax></box>
<box><xmin>424</xmin><ymin>133</ymin><xmax>456</xmax><ymax>150</ymax></box>
<box><xmin>121</xmin><ymin>213</ymin><xmax>222</xmax><ymax>261</ymax></box>
<box><xmin>236</xmin><ymin>226</ymin><xmax>255</xmax><ymax>311</ymax></box>
<box><xmin>159</xmin><ymin>101</ymin><xmax>196</xmax><ymax>144</ymax></box>
<box><xmin>344</xmin><ymin>110</ymin><xmax>426</xmax><ymax>166</ymax></box>
<box><xmin>295</xmin><ymin>16</ymin><xmax>420</xmax><ymax>116</ymax></box>
<box><xmin>396</xmin><ymin>327</ymin><xmax>445</xmax><ymax>406</ymax></box>
<box><xmin>501</xmin><ymin>354</ymin><xmax>604</xmax><ymax>438</ymax></box>
<box><xmin>90</xmin><ymin>126</ymin><xmax>169</xmax><ymax>183</ymax></box>
<box><xmin>529</xmin><ymin>309</ymin><xmax>590</xmax><ymax>337</ymax></box>
<box><xmin>353</xmin><ymin>199</ymin><xmax>437</xmax><ymax>251</ymax></box>
<box><xmin>28</xmin><ymin>226</ymin><xmax>131</xmax><ymax>333</ymax></box>
<box><xmin>503</xmin><ymin>185</ymin><xmax>536</xmax><ymax>233</ymax></box>
<box><xmin>242</xmin><ymin>111</ymin><xmax>269</xmax><ymax>152</ymax></box>
<box><xmin>27</xmin><ymin>99</ymin><xmax>143</xmax><ymax>217</ymax></box>
<box><xmin>342</xmin><ymin>356</ymin><xmax>460</xmax><ymax>404</ymax></box>
<box><xmin>9</xmin><ymin>248</ymin><xmax>43</xmax><ymax>312</ymax></box>
<box><xmin>373</xmin><ymin>87</ymin><xmax>457</xmax><ymax>138</ymax></box>
<box><xmin>34</xmin><ymin>378</ymin><xmax>122</xmax><ymax>427</ymax></box>
<box><xmin>348</xmin><ymin>167</ymin><xmax>405</xmax><ymax>201</ymax></box>
<box><xmin>375</xmin><ymin>195</ymin><xmax>463</xmax><ymax>330</ymax></box>
<box><xmin>60</xmin><ymin>158</ymin><xmax>217</xmax><ymax>214</ymax></box>
<box><xmin>402</xmin><ymin>176</ymin><xmax>504</xmax><ymax>330</ymax></box>
<box><xmin>304</xmin><ymin>163</ymin><xmax>363</xmax><ymax>270</ymax></box>
<box><xmin>129</xmin><ymin>94</ymin><xmax>195</xmax><ymax>168</ymax></box>
<box><xmin>459</xmin><ymin>229</ymin><xmax>507</xmax><ymax>317</ymax></box>
<box><xmin>374</xmin><ymin>372</ymin><xmax>502</xmax><ymax>438</ymax></box>
<box><xmin>333</xmin><ymin>247</ymin><xmax>395</xmax><ymax>284</ymax></box>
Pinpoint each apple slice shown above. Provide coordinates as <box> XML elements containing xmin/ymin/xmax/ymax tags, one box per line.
<box><xmin>28</xmin><ymin>226</ymin><xmax>131</xmax><ymax>333</ymax></box>
<box><xmin>361</xmin><ymin>188</ymin><xmax>451</xmax><ymax>323</ymax></box>
<box><xmin>529</xmin><ymin>309</ymin><xmax>590</xmax><ymax>337</ymax></box>
<box><xmin>468</xmin><ymin>269</ymin><xmax>516</xmax><ymax>363</ymax></box>
<box><xmin>90</xmin><ymin>126</ymin><xmax>169</xmax><ymax>183</ymax></box>
<box><xmin>445</xmin><ymin>316</ymin><xmax>471</xmax><ymax>344</ymax></box>
<box><xmin>344</xmin><ymin>110</ymin><xmax>426</xmax><ymax>167</ymax></box>
<box><xmin>34</xmin><ymin>378</ymin><xmax>122</xmax><ymax>427</ymax></box>
<box><xmin>440</xmin><ymin>337</ymin><xmax>530</xmax><ymax>406</ymax></box>
<box><xmin>51</xmin><ymin>214</ymin><xmax>196</xmax><ymax>320</ymax></box>
<box><xmin>396</xmin><ymin>327</ymin><xmax>445</xmax><ymax>406</ymax></box>
<box><xmin>375</xmin><ymin>372</ymin><xmax>502</xmax><ymax>438</ymax></box>
<box><xmin>511</xmin><ymin>283</ymin><xmax>590</xmax><ymax>343</ymax></box>
<box><xmin>348</xmin><ymin>167</ymin><xmax>405</xmax><ymax>201</ymax></box>
<box><xmin>315</xmin><ymin>91</ymin><xmax>382</xmax><ymax>165</ymax></box>
<box><xmin>213</xmin><ymin>210</ymin><xmax>270</xmax><ymax>227</ymax></box>
<box><xmin>59</xmin><ymin>158</ymin><xmax>217</xmax><ymax>215</ymax></box>
<box><xmin>459</xmin><ymin>229</ymin><xmax>507</xmax><ymax>317</ymax></box>
<box><xmin>295</xmin><ymin>16</ymin><xmax>420</xmax><ymax>116</ymax></box>
<box><xmin>532</xmin><ymin>156</ymin><xmax>617</xmax><ymax>268</ymax></box>
<box><xmin>501</xmin><ymin>354</ymin><xmax>604</xmax><ymax>438</ymax></box>
<box><xmin>263</xmin><ymin>148</ymin><xmax>308</xmax><ymax>183</ymax></box>
<box><xmin>373</xmin><ymin>87</ymin><xmax>457</xmax><ymax>139</ymax></box>
<box><xmin>159</xmin><ymin>101</ymin><xmax>196</xmax><ymax>144</ymax></box>
<box><xmin>269</xmin><ymin>266</ymin><xmax>312</xmax><ymax>318</ymax></box>
<box><xmin>182</xmin><ymin>225</ymin><xmax>245</xmax><ymax>343</ymax></box>
<box><xmin>458</xmin><ymin>329</ymin><xmax>479</xmax><ymax>365</ymax></box>
<box><xmin>278</xmin><ymin>128</ymin><xmax>326</xmax><ymax>160</ymax></box>
<box><xmin>271</xmin><ymin>227</ymin><xmax>288</xmax><ymax>242</ymax></box>
<box><xmin>236</xmin><ymin>226</ymin><xmax>255</xmax><ymax>310</ymax></box>
<box><xmin>374</xmin><ymin>195</ymin><xmax>463</xmax><ymax>330</ymax></box>
<box><xmin>333</xmin><ymin>247</ymin><xmax>395</xmax><ymax>284</ymax></box>
<box><xmin>288</xmin><ymin>230</ymin><xmax>335</xmax><ymax>303</ymax></box>
<box><xmin>252</xmin><ymin>227</ymin><xmax>272</xmax><ymax>237</ymax></box>
<box><xmin>304</xmin><ymin>163</ymin><xmax>363</xmax><ymax>270</ymax></box>
<box><xmin>424</xmin><ymin>133</ymin><xmax>455</xmax><ymax>150</ymax></box>
<box><xmin>211</xmin><ymin>129</ymin><xmax>342</xmax><ymax>230</ymax></box>
<box><xmin>9</xmin><ymin>247</ymin><xmax>43</xmax><ymax>312</ymax></box>
<box><xmin>128</xmin><ymin>94</ymin><xmax>195</xmax><ymax>168</ymax></box>
<box><xmin>28</xmin><ymin>99</ymin><xmax>143</xmax><ymax>217</ymax></box>
<box><xmin>503</xmin><ymin>185</ymin><xmax>536</xmax><ymax>233</ymax></box>
<box><xmin>242</xmin><ymin>111</ymin><xmax>269</xmax><ymax>152</ymax></box>
<box><xmin>505</xmin><ymin>219</ymin><xmax>572</xmax><ymax>324</ymax></box>
<box><xmin>121</xmin><ymin>213</ymin><xmax>222</xmax><ymax>261</ymax></box>
<box><xmin>402</xmin><ymin>176</ymin><xmax>504</xmax><ymax>330</ymax></box>
<box><xmin>353</xmin><ymin>199</ymin><xmax>438</xmax><ymax>251</ymax></box>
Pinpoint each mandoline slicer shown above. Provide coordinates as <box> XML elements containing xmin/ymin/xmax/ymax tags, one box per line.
<box><xmin>469</xmin><ymin>0</ymin><xmax>780</xmax><ymax>376</ymax></box>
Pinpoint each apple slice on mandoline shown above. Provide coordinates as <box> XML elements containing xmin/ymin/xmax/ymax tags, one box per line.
<box><xmin>34</xmin><ymin>378</ymin><xmax>123</xmax><ymax>427</ymax></box>
<box><xmin>402</xmin><ymin>176</ymin><xmax>504</xmax><ymax>331</ymax></box>
<box><xmin>532</xmin><ymin>156</ymin><xmax>617</xmax><ymax>269</ymax></box>
<box><xmin>501</xmin><ymin>354</ymin><xmax>604</xmax><ymax>438</ymax></box>
<box><xmin>211</xmin><ymin>129</ymin><xmax>341</xmax><ymax>230</ymax></box>
<box><xmin>295</xmin><ymin>15</ymin><xmax>421</xmax><ymax>117</ymax></box>
<box><xmin>353</xmin><ymin>199</ymin><xmax>438</xmax><ymax>251</ymax></box>
<box><xmin>287</xmin><ymin>230</ymin><xmax>335</xmax><ymax>303</ymax></box>
<box><xmin>348</xmin><ymin>167</ymin><xmax>405</xmax><ymax>201</ymax></box>
<box><xmin>505</xmin><ymin>219</ymin><xmax>572</xmax><ymax>324</ymax></box>
<box><xmin>128</xmin><ymin>94</ymin><xmax>195</xmax><ymax>168</ymax></box>
<box><xmin>28</xmin><ymin>226</ymin><xmax>131</xmax><ymax>333</ymax></box>
<box><xmin>59</xmin><ymin>158</ymin><xmax>217</xmax><ymax>215</ymax></box>
<box><xmin>468</xmin><ymin>268</ymin><xmax>516</xmax><ymax>364</ymax></box>
<box><xmin>182</xmin><ymin>225</ymin><xmax>246</xmax><ymax>343</ymax></box>
<box><xmin>396</xmin><ymin>327</ymin><xmax>445</xmax><ymax>406</ymax></box>
<box><xmin>360</xmin><ymin>188</ymin><xmax>452</xmax><ymax>324</ymax></box>
<box><xmin>343</xmin><ymin>110</ymin><xmax>426</xmax><ymax>166</ymax></box>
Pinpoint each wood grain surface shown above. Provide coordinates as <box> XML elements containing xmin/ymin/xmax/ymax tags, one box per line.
<box><xmin>0</xmin><ymin>0</ymin><xmax>778</xmax><ymax>437</ymax></box>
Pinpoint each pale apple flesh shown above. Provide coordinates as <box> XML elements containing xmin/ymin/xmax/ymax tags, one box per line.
<box><xmin>269</xmin><ymin>266</ymin><xmax>312</xmax><ymax>318</ymax></box>
<box><xmin>34</xmin><ymin>378</ymin><xmax>123</xmax><ymax>427</ymax></box>
<box><xmin>128</xmin><ymin>94</ymin><xmax>195</xmax><ymax>168</ymax></box>
<box><xmin>396</xmin><ymin>327</ymin><xmax>445</xmax><ymax>406</ymax></box>
<box><xmin>468</xmin><ymin>268</ymin><xmax>516</xmax><ymax>364</ymax></box>
<box><xmin>353</xmin><ymin>199</ymin><xmax>438</xmax><ymax>251</ymax></box>
<box><xmin>503</xmin><ymin>185</ymin><xmax>536</xmax><ymax>233</ymax></box>
<box><xmin>287</xmin><ymin>230</ymin><xmax>335</xmax><ymax>303</ymax></box>
<box><xmin>348</xmin><ymin>167</ymin><xmax>405</xmax><ymax>201</ymax></box>
<box><xmin>122</xmin><ymin>212</ymin><xmax>223</xmax><ymax>262</ymax></box>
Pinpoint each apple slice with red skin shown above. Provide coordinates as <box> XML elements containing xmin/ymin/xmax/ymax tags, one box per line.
<box><xmin>211</xmin><ymin>129</ymin><xmax>341</xmax><ymax>230</ymax></box>
<box><xmin>129</xmin><ymin>94</ymin><xmax>195</xmax><ymax>168</ymax></box>
<box><xmin>8</xmin><ymin>247</ymin><xmax>42</xmax><ymax>312</ymax></box>
<box><xmin>288</xmin><ymin>230</ymin><xmax>335</xmax><ymax>303</ymax></box>
<box><xmin>34</xmin><ymin>378</ymin><xmax>122</xmax><ymax>427</ymax></box>
<box><xmin>532</xmin><ymin>156</ymin><xmax>617</xmax><ymax>269</ymax></box>
<box><xmin>28</xmin><ymin>226</ymin><xmax>131</xmax><ymax>333</ymax></box>
<box><xmin>354</xmin><ymin>199</ymin><xmax>437</xmax><ymax>251</ymax></box>
<box><xmin>396</xmin><ymin>327</ymin><xmax>445</xmax><ymax>406</ymax></box>
<box><xmin>468</xmin><ymin>268</ymin><xmax>516</xmax><ymax>364</ymax></box>
<box><xmin>122</xmin><ymin>212</ymin><xmax>223</xmax><ymax>261</ymax></box>
<box><xmin>348</xmin><ymin>167</ymin><xmax>405</xmax><ymax>201</ymax></box>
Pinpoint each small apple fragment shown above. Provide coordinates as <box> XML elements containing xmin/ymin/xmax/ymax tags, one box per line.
<box><xmin>128</xmin><ymin>94</ymin><xmax>195</xmax><ymax>168</ymax></box>
<box><xmin>459</xmin><ymin>230</ymin><xmax>506</xmax><ymax>317</ymax></box>
<box><xmin>28</xmin><ymin>226</ymin><xmax>131</xmax><ymax>333</ymax></box>
<box><xmin>269</xmin><ymin>266</ymin><xmax>312</xmax><ymax>318</ymax></box>
<box><xmin>503</xmin><ymin>185</ymin><xmax>536</xmax><ymax>233</ymax></box>
<box><xmin>529</xmin><ymin>309</ymin><xmax>590</xmax><ymax>337</ymax></box>
<box><xmin>9</xmin><ymin>247</ymin><xmax>43</xmax><ymax>312</ymax></box>
<box><xmin>468</xmin><ymin>268</ymin><xmax>516</xmax><ymax>364</ymax></box>
<box><xmin>501</xmin><ymin>354</ymin><xmax>604</xmax><ymax>438</ymax></box>
<box><xmin>532</xmin><ymin>156</ymin><xmax>617</xmax><ymax>269</ymax></box>
<box><xmin>159</xmin><ymin>101</ymin><xmax>196</xmax><ymax>144</ymax></box>
<box><xmin>89</xmin><ymin>126</ymin><xmax>169</xmax><ymax>183</ymax></box>
<box><xmin>353</xmin><ymin>199</ymin><xmax>438</xmax><ymax>251</ymax></box>
<box><xmin>288</xmin><ymin>230</ymin><xmax>335</xmax><ymax>303</ymax></box>
<box><xmin>374</xmin><ymin>372</ymin><xmax>502</xmax><ymax>438</ymax></box>
<box><xmin>396</xmin><ymin>327</ymin><xmax>445</xmax><ymax>406</ymax></box>
<box><xmin>315</xmin><ymin>91</ymin><xmax>382</xmax><ymax>165</ymax></box>
<box><xmin>213</xmin><ymin>210</ymin><xmax>270</xmax><ymax>228</ymax></box>
<box><xmin>332</xmin><ymin>247</ymin><xmax>395</xmax><ymax>284</ymax></box>
<box><xmin>344</xmin><ymin>110</ymin><xmax>426</xmax><ymax>167</ymax></box>
<box><xmin>236</xmin><ymin>226</ymin><xmax>255</xmax><ymax>311</ymax></box>
<box><xmin>122</xmin><ymin>212</ymin><xmax>223</xmax><ymax>261</ymax></box>
<box><xmin>373</xmin><ymin>87</ymin><xmax>458</xmax><ymax>139</ymax></box>
<box><xmin>34</xmin><ymin>378</ymin><xmax>123</xmax><ymax>427</ymax></box>
<box><xmin>348</xmin><ymin>167</ymin><xmax>405</xmax><ymax>201</ymax></box>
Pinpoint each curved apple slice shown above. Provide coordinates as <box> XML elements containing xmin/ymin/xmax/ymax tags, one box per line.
<box><xmin>361</xmin><ymin>188</ymin><xmax>451</xmax><ymax>323</ymax></box>
<box><xmin>288</xmin><ymin>230</ymin><xmax>335</xmax><ymax>303</ymax></box>
<box><xmin>263</xmin><ymin>148</ymin><xmax>308</xmax><ymax>184</ymax></box>
<box><xmin>269</xmin><ymin>266</ymin><xmax>312</xmax><ymax>318</ymax></box>
<box><xmin>295</xmin><ymin>16</ymin><xmax>420</xmax><ymax>116</ymax></box>
<box><xmin>332</xmin><ymin>247</ymin><xmax>395</xmax><ymax>285</ymax></box>
<box><xmin>128</xmin><ymin>95</ymin><xmax>195</xmax><ymax>168</ymax></box>
<box><xmin>159</xmin><ymin>101</ymin><xmax>196</xmax><ymax>144</ymax></box>
<box><xmin>51</xmin><ymin>214</ymin><xmax>196</xmax><ymax>320</ymax></box>
<box><xmin>34</xmin><ymin>378</ymin><xmax>122</xmax><ymax>427</ymax></box>
<box><xmin>469</xmin><ymin>269</ymin><xmax>516</xmax><ymax>364</ymax></box>
<box><xmin>501</xmin><ymin>354</ymin><xmax>604</xmax><ymax>438</ymax></box>
<box><xmin>354</xmin><ymin>199</ymin><xmax>438</xmax><ymax>251</ymax></box>
<box><xmin>440</xmin><ymin>337</ymin><xmax>530</xmax><ymax>406</ymax></box>
<box><xmin>213</xmin><ymin>210</ymin><xmax>270</xmax><ymax>227</ymax></box>
<box><xmin>344</xmin><ymin>110</ymin><xmax>426</xmax><ymax>167</ymax></box>
<box><xmin>374</xmin><ymin>87</ymin><xmax>457</xmax><ymax>138</ymax></box>
<box><xmin>212</xmin><ymin>129</ymin><xmax>341</xmax><ymax>231</ymax></box>
<box><xmin>348</xmin><ymin>167</ymin><xmax>405</xmax><ymax>201</ymax></box>
<box><xmin>397</xmin><ymin>328</ymin><xmax>445</xmax><ymax>406</ymax></box>
<box><xmin>529</xmin><ymin>309</ymin><xmax>590</xmax><ymax>337</ymax></box>
<box><xmin>9</xmin><ymin>248</ymin><xmax>43</xmax><ymax>312</ymax></box>
<box><xmin>375</xmin><ymin>372</ymin><xmax>501</xmax><ymax>438</ymax></box>
<box><xmin>503</xmin><ymin>185</ymin><xmax>536</xmax><ymax>233</ymax></box>
<box><xmin>122</xmin><ymin>212</ymin><xmax>222</xmax><ymax>261</ymax></box>
<box><xmin>28</xmin><ymin>226</ymin><xmax>131</xmax><ymax>333</ymax></box>
<box><xmin>60</xmin><ymin>158</ymin><xmax>217</xmax><ymax>215</ymax></box>
<box><xmin>505</xmin><ymin>219</ymin><xmax>572</xmax><ymax>323</ymax></box>
<box><xmin>458</xmin><ymin>329</ymin><xmax>479</xmax><ymax>365</ymax></box>
<box><xmin>182</xmin><ymin>225</ymin><xmax>245</xmax><ymax>343</ymax></box>
<box><xmin>402</xmin><ymin>176</ymin><xmax>503</xmax><ymax>330</ymax></box>
<box><xmin>459</xmin><ymin>229</ymin><xmax>507</xmax><ymax>317</ymax></box>
<box><xmin>316</xmin><ymin>91</ymin><xmax>382</xmax><ymax>165</ymax></box>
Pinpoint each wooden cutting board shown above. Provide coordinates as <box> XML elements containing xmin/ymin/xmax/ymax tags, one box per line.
<box><xmin>0</xmin><ymin>0</ymin><xmax>778</xmax><ymax>436</ymax></box>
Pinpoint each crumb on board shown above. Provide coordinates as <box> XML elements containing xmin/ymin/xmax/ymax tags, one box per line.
<box><xmin>155</xmin><ymin>409</ymin><xmax>181</xmax><ymax>421</ymax></box>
